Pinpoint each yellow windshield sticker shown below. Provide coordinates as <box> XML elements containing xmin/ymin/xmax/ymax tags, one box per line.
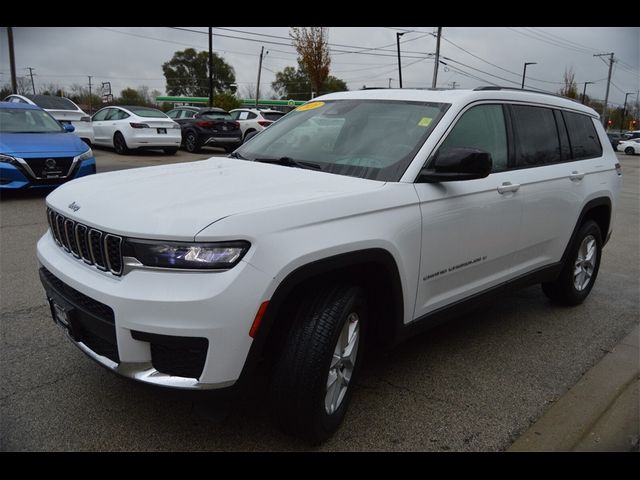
<box><xmin>296</xmin><ymin>101</ymin><xmax>325</xmax><ymax>112</ymax></box>
<box><xmin>418</xmin><ymin>117</ymin><xmax>433</xmax><ymax>127</ymax></box>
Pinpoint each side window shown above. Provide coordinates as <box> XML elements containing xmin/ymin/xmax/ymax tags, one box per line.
<box><xmin>247</xmin><ymin>112</ymin><xmax>258</xmax><ymax>120</ymax></box>
<box><xmin>511</xmin><ymin>105</ymin><xmax>560</xmax><ymax>167</ymax></box>
<box><xmin>166</xmin><ymin>110</ymin><xmax>179</xmax><ymax>118</ymax></box>
<box><xmin>104</xmin><ymin>109</ymin><xmax>118</xmax><ymax>121</ymax></box>
<box><xmin>438</xmin><ymin>104</ymin><xmax>508</xmax><ymax>172</ymax></box>
<box><xmin>182</xmin><ymin>110</ymin><xmax>196</xmax><ymax>118</ymax></box>
<box><xmin>92</xmin><ymin>109</ymin><xmax>109</xmax><ymax>121</ymax></box>
<box><xmin>229</xmin><ymin>111</ymin><xmax>240</xmax><ymax>120</ymax></box>
<box><xmin>239</xmin><ymin>111</ymin><xmax>250</xmax><ymax>120</ymax></box>
<box><xmin>562</xmin><ymin>111</ymin><xmax>602</xmax><ymax>160</ymax></box>
<box><xmin>115</xmin><ymin>110</ymin><xmax>130</xmax><ymax>120</ymax></box>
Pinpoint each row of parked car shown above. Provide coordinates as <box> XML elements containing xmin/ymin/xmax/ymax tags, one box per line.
<box><xmin>607</xmin><ymin>131</ymin><xmax>640</xmax><ymax>155</ymax></box>
<box><xmin>0</xmin><ymin>93</ymin><xmax>286</xmax><ymax>190</ymax></box>
<box><xmin>3</xmin><ymin>94</ymin><xmax>286</xmax><ymax>156</ymax></box>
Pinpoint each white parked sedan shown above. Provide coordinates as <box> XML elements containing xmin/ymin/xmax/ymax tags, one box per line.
<box><xmin>616</xmin><ymin>138</ymin><xmax>640</xmax><ymax>155</ymax></box>
<box><xmin>4</xmin><ymin>94</ymin><xmax>95</xmax><ymax>146</ymax></box>
<box><xmin>91</xmin><ymin>105</ymin><xmax>182</xmax><ymax>155</ymax></box>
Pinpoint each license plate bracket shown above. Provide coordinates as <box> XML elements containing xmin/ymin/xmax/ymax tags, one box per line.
<box><xmin>49</xmin><ymin>298</ymin><xmax>76</xmax><ymax>338</ymax></box>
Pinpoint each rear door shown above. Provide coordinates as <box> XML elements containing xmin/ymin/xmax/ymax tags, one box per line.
<box><xmin>413</xmin><ymin>103</ymin><xmax>524</xmax><ymax>317</ymax></box>
<box><xmin>505</xmin><ymin>105</ymin><xmax>601</xmax><ymax>275</ymax></box>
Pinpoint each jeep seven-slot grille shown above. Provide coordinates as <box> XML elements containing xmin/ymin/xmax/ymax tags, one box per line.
<box><xmin>47</xmin><ymin>207</ymin><xmax>123</xmax><ymax>276</ymax></box>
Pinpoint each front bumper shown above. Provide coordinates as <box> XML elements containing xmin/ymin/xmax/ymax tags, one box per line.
<box><xmin>37</xmin><ymin>230</ymin><xmax>271</xmax><ymax>389</ymax></box>
<box><xmin>1</xmin><ymin>158</ymin><xmax>95</xmax><ymax>190</ymax></box>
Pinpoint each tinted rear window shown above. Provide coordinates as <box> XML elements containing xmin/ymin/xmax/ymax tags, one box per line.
<box><xmin>201</xmin><ymin>111</ymin><xmax>232</xmax><ymax>120</ymax></box>
<box><xmin>127</xmin><ymin>107</ymin><xmax>167</xmax><ymax>118</ymax></box>
<box><xmin>562</xmin><ymin>111</ymin><xmax>602</xmax><ymax>159</ymax></box>
<box><xmin>263</xmin><ymin>112</ymin><xmax>285</xmax><ymax>121</ymax></box>
<box><xmin>511</xmin><ymin>105</ymin><xmax>561</xmax><ymax>167</ymax></box>
<box><xmin>29</xmin><ymin>95</ymin><xmax>77</xmax><ymax>110</ymax></box>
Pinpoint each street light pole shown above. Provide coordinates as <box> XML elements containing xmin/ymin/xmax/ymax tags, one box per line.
<box><xmin>396</xmin><ymin>32</ymin><xmax>405</xmax><ymax>88</ymax></box>
<box><xmin>581</xmin><ymin>81</ymin><xmax>594</xmax><ymax>104</ymax></box>
<box><xmin>521</xmin><ymin>62</ymin><xmax>537</xmax><ymax>89</ymax></box>
<box><xmin>620</xmin><ymin>92</ymin><xmax>636</xmax><ymax>132</ymax></box>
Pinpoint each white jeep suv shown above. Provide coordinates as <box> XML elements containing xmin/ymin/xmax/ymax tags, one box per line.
<box><xmin>37</xmin><ymin>88</ymin><xmax>621</xmax><ymax>442</ymax></box>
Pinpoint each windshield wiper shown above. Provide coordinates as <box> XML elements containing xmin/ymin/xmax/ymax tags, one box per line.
<box><xmin>254</xmin><ymin>156</ymin><xmax>322</xmax><ymax>171</ymax></box>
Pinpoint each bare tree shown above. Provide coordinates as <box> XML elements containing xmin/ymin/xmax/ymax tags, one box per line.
<box><xmin>16</xmin><ymin>77</ymin><xmax>32</xmax><ymax>95</ymax></box>
<box><xmin>290</xmin><ymin>27</ymin><xmax>330</xmax><ymax>98</ymax></box>
<box><xmin>38</xmin><ymin>82</ymin><xmax>64</xmax><ymax>96</ymax></box>
<box><xmin>559</xmin><ymin>67</ymin><xmax>578</xmax><ymax>99</ymax></box>
<box><xmin>240</xmin><ymin>83</ymin><xmax>256</xmax><ymax>99</ymax></box>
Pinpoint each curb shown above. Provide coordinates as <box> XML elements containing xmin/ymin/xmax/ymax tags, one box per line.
<box><xmin>508</xmin><ymin>324</ymin><xmax>639</xmax><ymax>452</ymax></box>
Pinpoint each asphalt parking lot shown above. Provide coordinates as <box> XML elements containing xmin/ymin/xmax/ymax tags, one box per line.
<box><xmin>0</xmin><ymin>149</ymin><xmax>638</xmax><ymax>451</ymax></box>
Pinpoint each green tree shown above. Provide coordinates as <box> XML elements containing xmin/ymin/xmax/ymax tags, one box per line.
<box><xmin>162</xmin><ymin>48</ymin><xmax>236</xmax><ymax>97</ymax></box>
<box><xmin>0</xmin><ymin>84</ymin><xmax>12</xmax><ymax>99</ymax></box>
<box><xmin>272</xmin><ymin>63</ymin><xmax>348</xmax><ymax>100</ymax></box>
<box><xmin>118</xmin><ymin>87</ymin><xmax>149</xmax><ymax>106</ymax></box>
<box><xmin>212</xmin><ymin>92</ymin><xmax>241</xmax><ymax>111</ymax></box>
<box><xmin>290</xmin><ymin>27</ymin><xmax>331</xmax><ymax>97</ymax></box>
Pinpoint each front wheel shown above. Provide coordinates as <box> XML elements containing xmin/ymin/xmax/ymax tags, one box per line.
<box><xmin>270</xmin><ymin>283</ymin><xmax>367</xmax><ymax>443</ymax></box>
<box><xmin>625</xmin><ymin>147</ymin><xmax>635</xmax><ymax>155</ymax></box>
<box><xmin>184</xmin><ymin>132</ymin><xmax>200</xmax><ymax>153</ymax></box>
<box><xmin>542</xmin><ymin>220</ymin><xmax>602</xmax><ymax>305</ymax></box>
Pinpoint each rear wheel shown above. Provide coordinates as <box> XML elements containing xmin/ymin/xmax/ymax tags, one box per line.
<box><xmin>542</xmin><ymin>220</ymin><xmax>602</xmax><ymax>305</ymax></box>
<box><xmin>270</xmin><ymin>283</ymin><xmax>367</xmax><ymax>443</ymax></box>
<box><xmin>184</xmin><ymin>132</ymin><xmax>200</xmax><ymax>153</ymax></box>
<box><xmin>625</xmin><ymin>147</ymin><xmax>635</xmax><ymax>155</ymax></box>
<box><xmin>244</xmin><ymin>129</ymin><xmax>256</xmax><ymax>141</ymax></box>
<box><xmin>163</xmin><ymin>147</ymin><xmax>178</xmax><ymax>155</ymax></box>
<box><xmin>113</xmin><ymin>132</ymin><xmax>130</xmax><ymax>155</ymax></box>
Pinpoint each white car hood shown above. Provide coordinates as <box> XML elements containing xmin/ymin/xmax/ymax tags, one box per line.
<box><xmin>46</xmin><ymin>158</ymin><xmax>384</xmax><ymax>240</ymax></box>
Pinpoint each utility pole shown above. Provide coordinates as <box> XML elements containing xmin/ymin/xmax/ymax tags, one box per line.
<box><xmin>26</xmin><ymin>67</ymin><xmax>36</xmax><ymax>94</ymax></box>
<box><xmin>88</xmin><ymin>76</ymin><xmax>93</xmax><ymax>114</ymax></box>
<box><xmin>396</xmin><ymin>32</ymin><xmax>405</xmax><ymax>88</ymax></box>
<box><xmin>620</xmin><ymin>92</ymin><xmax>636</xmax><ymax>132</ymax></box>
<box><xmin>208</xmin><ymin>27</ymin><xmax>214</xmax><ymax>107</ymax></box>
<box><xmin>432</xmin><ymin>27</ymin><xmax>442</xmax><ymax>89</ymax></box>
<box><xmin>7</xmin><ymin>27</ymin><xmax>17</xmax><ymax>94</ymax></box>
<box><xmin>581</xmin><ymin>81</ymin><xmax>594</xmax><ymax>104</ymax></box>
<box><xmin>594</xmin><ymin>52</ymin><xmax>614</xmax><ymax>127</ymax></box>
<box><xmin>255</xmin><ymin>46</ymin><xmax>265</xmax><ymax>107</ymax></box>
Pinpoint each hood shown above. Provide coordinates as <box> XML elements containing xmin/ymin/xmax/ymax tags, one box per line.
<box><xmin>0</xmin><ymin>132</ymin><xmax>88</xmax><ymax>156</ymax></box>
<box><xmin>46</xmin><ymin>158</ymin><xmax>384</xmax><ymax>240</ymax></box>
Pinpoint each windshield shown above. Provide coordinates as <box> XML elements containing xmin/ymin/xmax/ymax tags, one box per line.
<box><xmin>235</xmin><ymin>99</ymin><xmax>449</xmax><ymax>181</ymax></box>
<box><xmin>201</xmin><ymin>111</ymin><xmax>232</xmax><ymax>120</ymax></box>
<box><xmin>0</xmin><ymin>108</ymin><xmax>63</xmax><ymax>133</ymax></box>
<box><xmin>28</xmin><ymin>95</ymin><xmax>78</xmax><ymax>111</ymax></box>
<box><xmin>127</xmin><ymin>107</ymin><xmax>168</xmax><ymax>118</ymax></box>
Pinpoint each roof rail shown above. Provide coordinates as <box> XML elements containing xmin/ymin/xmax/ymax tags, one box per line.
<box><xmin>473</xmin><ymin>86</ymin><xmax>580</xmax><ymax>103</ymax></box>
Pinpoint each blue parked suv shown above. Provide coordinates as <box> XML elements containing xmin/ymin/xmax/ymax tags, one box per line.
<box><xmin>0</xmin><ymin>101</ymin><xmax>96</xmax><ymax>190</ymax></box>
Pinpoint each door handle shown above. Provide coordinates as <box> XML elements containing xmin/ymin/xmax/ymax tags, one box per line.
<box><xmin>569</xmin><ymin>171</ymin><xmax>584</xmax><ymax>181</ymax></box>
<box><xmin>497</xmin><ymin>182</ymin><xmax>520</xmax><ymax>194</ymax></box>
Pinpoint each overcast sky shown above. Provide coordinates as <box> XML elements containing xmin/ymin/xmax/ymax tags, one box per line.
<box><xmin>1</xmin><ymin>27</ymin><xmax>638</xmax><ymax>109</ymax></box>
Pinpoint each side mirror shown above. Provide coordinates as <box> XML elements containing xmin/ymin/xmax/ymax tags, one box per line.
<box><xmin>417</xmin><ymin>147</ymin><xmax>492</xmax><ymax>183</ymax></box>
<box><xmin>63</xmin><ymin>123</ymin><xmax>76</xmax><ymax>133</ymax></box>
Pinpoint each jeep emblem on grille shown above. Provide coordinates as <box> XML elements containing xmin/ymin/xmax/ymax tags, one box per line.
<box><xmin>45</xmin><ymin>158</ymin><xmax>57</xmax><ymax>169</ymax></box>
<box><xmin>68</xmin><ymin>201</ymin><xmax>81</xmax><ymax>212</ymax></box>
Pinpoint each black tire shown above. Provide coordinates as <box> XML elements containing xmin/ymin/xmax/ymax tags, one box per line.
<box><xmin>113</xmin><ymin>132</ymin><xmax>130</xmax><ymax>155</ymax></box>
<box><xmin>625</xmin><ymin>147</ymin><xmax>635</xmax><ymax>155</ymax></box>
<box><xmin>270</xmin><ymin>283</ymin><xmax>367</xmax><ymax>443</ymax></box>
<box><xmin>184</xmin><ymin>131</ymin><xmax>200</xmax><ymax>153</ymax></box>
<box><xmin>542</xmin><ymin>220</ymin><xmax>602</xmax><ymax>305</ymax></box>
<box><xmin>164</xmin><ymin>147</ymin><xmax>178</xmax><ymax>155</ymax></box>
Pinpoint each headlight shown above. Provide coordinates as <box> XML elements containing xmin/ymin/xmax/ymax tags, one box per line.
<box><xmin>0</xmin><ymin>154</ymin><xmax>20</xmax><ymax>166</ymax></box>
<box><xmin>76</xmin><ymin>149</ymin><xmax>93</xmax><ymax>162</ymax></box>
<box><xmin>123</xmin><ymin>239</ymin><xmax>250</xmax><ymax>270</ymax></box>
